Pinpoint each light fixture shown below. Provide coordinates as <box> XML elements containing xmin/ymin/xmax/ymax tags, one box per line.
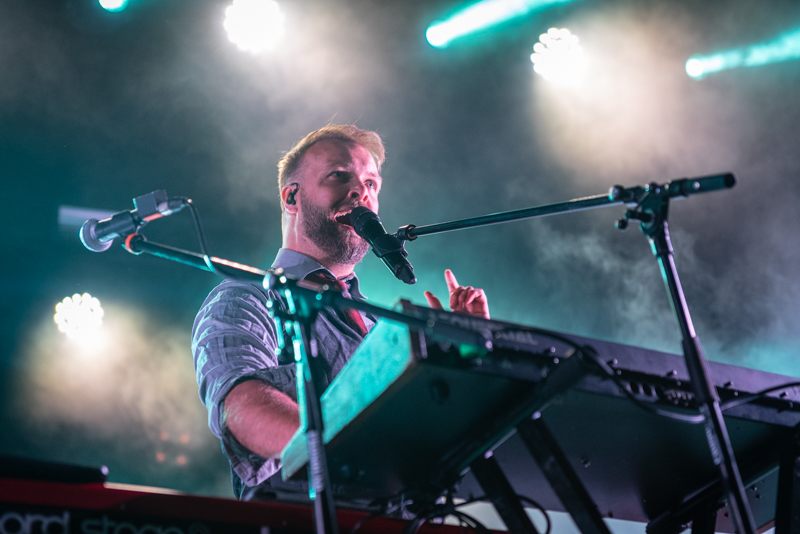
<box><xmin>531</xmin><ymin>28</ymin><xmax>586</xmax><ymax>84</ymax></box>
<box><xmin>224</xmin><ymin>0</ymin><xmax>285</xmax><ymax>54</ymax></box>
<box><xmin>54</xmin><ymin>293</ymin><xmax>104</xmax><ymax>341</ymax></box>
<box><xmin>98</xmin><ymin>0</ymin><xmax>128</xmax><ymax>12</ymax></box>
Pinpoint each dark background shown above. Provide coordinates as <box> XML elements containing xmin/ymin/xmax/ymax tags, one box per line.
<box><xmin>2</xmin><ymin>0</ymin><xmax>800</xmax><ymax>498</ymax></box>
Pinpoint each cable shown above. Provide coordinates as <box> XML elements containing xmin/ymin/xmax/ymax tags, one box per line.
<box><xmin>349</xmin><ymin>497</ymin><xmax>417</xmax><ymax>534</ymax></box>
<box><xmin>493</xmin><ymin>325</ymin><xmax>800</xmax><ymax>424</ymax></box>
<box><xmin>399</xmin><ymin>492</ymin><xmax>492</xmax><ymax>534</ymax></box>
<box><xmin>492</xmin><ymin>325</ymin><xmax>694</xmax><ymax>420</ymax></box>
<box><xmin>183</xmin><ymin>197</ymin><xmax>256</xmax><ymax>282</ymax></box>
<box><xmin>453</xmin><ymin>494</ymin><xmax>551</xmax><ymax>534</ymax></box>
<box><xmin>349</xmin><ymin>512</ymin><xmax>380</xmax><ymax>534</ymax></box>
<box><xmin>454</xmin><ymin>495</ymin><xmax>488</xmax><ymax>507</ymax></box>
<box><xmin>489</xmin><ymin>326</ymin><xmax>703</xmax><ymax>424</ymax></box>
<box><xmin>720</xmin><ymin>381</ymin><xmax>800</xmax><ymax>411</ymax></box>
<box><xmin>183</xmin><ymin>198</ymin><xmax>223</xmax><ymax>276</ymax></box>
<box><xmin>469</xmin><ymin>322</ymin><xmax>702</xmax><ymax>423</ymax></box>
<box><xmin>405</xmin><ymin>510</ymin><xmax>490</xmax><ymax>534</ymax></box>
<box><xmin>580</xmin><ymin>347</ymin><xmax>705</xmax><ymax>424</ymax></box>
<box><xmin>517</xmin><ymin>495</ymin><xmax>551</xmax><ymax>534</ymax></box>
<box><xmin>584</xmin><ymin>349</ymin><xmax>800</xmax><ymax>424</ymax></box>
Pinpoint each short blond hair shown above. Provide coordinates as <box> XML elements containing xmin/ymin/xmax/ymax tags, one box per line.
<box><xmin>277</xmin><ymin>124</ymin><xmax>386</xmax><ymax>191</ymax></box>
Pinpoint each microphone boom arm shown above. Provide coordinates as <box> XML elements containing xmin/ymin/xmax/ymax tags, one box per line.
<box><xmin>394</xmin><ymin>174</ymin><xmax>735</xmax><ymax>240</ymax></box>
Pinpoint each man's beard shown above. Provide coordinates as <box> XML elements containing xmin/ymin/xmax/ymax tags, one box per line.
<box><xmin>300</xmin><ymin>192</ymin><xmax>370</xmax><ymax>266</ymax></box>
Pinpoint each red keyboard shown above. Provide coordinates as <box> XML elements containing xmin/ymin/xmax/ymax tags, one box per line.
<box><xmin>0</xmin><ymin>477</ymin><xmax>487</xmax><ymax>534</ymax></box>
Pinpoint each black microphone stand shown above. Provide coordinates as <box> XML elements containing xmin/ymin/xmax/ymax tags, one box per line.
<box><xmin>118</xmin><ymin>233</ymin><xmax>491</xmax><ymax>534</ymax></box>
<box><xmin>282</xmin><ymin>305</ymin><xmax>339</xmax><ymax>534</ymax></box>
<box><xmin>393</xmin><ymin>173</ymin><xmax>756</xmax><ymax>534</ymax></box>
<box><xmin>120</xmin><ymin>233</ymin><xmax>341</xmax><ymax>533</ymax></box>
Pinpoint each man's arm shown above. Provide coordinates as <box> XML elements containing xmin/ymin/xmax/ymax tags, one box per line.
<box><xmin>224</xmin><ymin>380</ymin><xmax>300</xmax><ymax>459</ymax></box>
<box><xmin>192</xmin><ymin>280</ymin><xmax>300</xmax><ymax>480</ymax></box>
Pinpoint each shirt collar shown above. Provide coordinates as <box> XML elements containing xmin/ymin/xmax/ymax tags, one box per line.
<box><xmin>270</xmin><ymin>248</ymin><xmax>366</xmax><ymax>300</ymax></box>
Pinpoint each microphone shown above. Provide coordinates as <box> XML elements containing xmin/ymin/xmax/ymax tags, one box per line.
<box><xmin>80</xmin><ymin>190</ymin><xmax>188</xmax><ymax>252</ymax></box>
<box><xmin>350</xmin><ymin>206</ymin><xmax>416</xmax><ymax>285</ymax></box>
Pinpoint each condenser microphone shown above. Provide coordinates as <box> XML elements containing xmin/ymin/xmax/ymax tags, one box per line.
<box><xmin>349</xmin><ymin>206</ymin><xmax>416</xmax><ymax>284</ymax></box>
<box><xmin>80</xmin><ymin>190</ymin><xmax>188</xmax><ymax>252</ymax></box>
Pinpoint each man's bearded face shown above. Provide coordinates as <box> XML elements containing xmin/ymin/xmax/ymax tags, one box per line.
<box><xmin>299</xmin><ymin>188</ymin><xmax>370</xmax><ymax>266</ymax></box>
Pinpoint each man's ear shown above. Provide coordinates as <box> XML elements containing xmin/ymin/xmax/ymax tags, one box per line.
<box><xmin>281</xmin><ymin>183</ymin><xmax>299</xmax><ymax>213</ymax></box>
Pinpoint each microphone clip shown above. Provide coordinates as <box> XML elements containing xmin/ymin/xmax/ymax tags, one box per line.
<box><xmin>132</xmin><ymin>189</ymin><xmax>186</xmax><ymax>222</ymax></box>
<box><xmin>371</xmin><ymin>232</ymin><xmax>410</xmax><ymax>262</ymax></box>
<box><xmin>395</xmin><ymin>224</ymin><xmax>417</xmax><ymax>242</ymax></box>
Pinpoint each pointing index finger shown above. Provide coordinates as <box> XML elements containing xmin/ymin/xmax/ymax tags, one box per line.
<box><xmin>444</xmin><ymin>269</ymin><xmax>459</xmax><ymax>293</ymax></box>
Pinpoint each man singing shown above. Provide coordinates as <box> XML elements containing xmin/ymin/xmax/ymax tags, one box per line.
<box><xmin>192</xmin><ymin>124</ymin><xmax>489</xmax><ymax>500</ymax></box>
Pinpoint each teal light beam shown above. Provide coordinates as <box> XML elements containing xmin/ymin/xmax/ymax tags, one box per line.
<box><xmin>686</xmin><ymin>26</ymin><xmax>800</xmax><ymax>79</ymax></box>
<box><xmin>426</xmin><ymin>0</ymin><xmax>575</xmax><ymax>49</ymax></box>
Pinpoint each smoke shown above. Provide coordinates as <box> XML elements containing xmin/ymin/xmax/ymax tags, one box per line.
<box><xmin>519</xmin><ymin>0</ymin><xmax>800</xmax><ymax>376</ymax></box>
<box><xmin>3</xmin><ymin>0</ymin><xmax>800</xmax><ymax>502</ymax></box>
<box><xmin>11</xmin><ymin>302</ymin><xmax>230</xmax><ymax>496</ymax></box>
<box><xmin>530</xmin><ymin>4</ymin><xmax>739</xmax><ymax>181</ymax></box>
<box><xmin>0</xmin><ymin>3</ymin><xmax>89</xmax><ymax>118</ymax></box>
<box><xmin>151</xmin><ymin>1</ymin><xmax>403</xmax><ymax>214</ymax></box>
<box><xmin>0</xmin><ymin>0</ymin><xmax>398</xmax><ymax>212</ymax></box>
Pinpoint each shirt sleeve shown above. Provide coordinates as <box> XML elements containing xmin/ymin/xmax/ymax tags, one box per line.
<box><xmin>191</xmin><ymin>279</ymin><xmax>297</xmax><ymax>486</ymax></box>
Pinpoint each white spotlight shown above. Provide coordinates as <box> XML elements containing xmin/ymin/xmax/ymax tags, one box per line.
<box><xmin>54</xmin><ymin>293</ymin><xmax>105</xmax><ymax>341</ymax></box>
<box><xmin>530</xmin><ymin>28</ymin><xmax>586</xmax><ymax>84</ymax></box>
<box><xmin>224</xmin><ymin>0</ymin><xmax>285</xmax><ymax>54</ymax></box>
<box><xmin>99</xmin><ymin>0</ymin><xmax>128</xmax><ymax>12</ymax></box>
<box><xmin>685</xmin><ymin>58</ymin><xmax>705</xmax><ymax>79</ymax></box>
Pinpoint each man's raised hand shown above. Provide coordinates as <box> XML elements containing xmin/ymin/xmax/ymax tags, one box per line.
<box><xmin>424</xmin><ymin>269</ymin><xmax>490</xmax><ymax>320</ymax></box>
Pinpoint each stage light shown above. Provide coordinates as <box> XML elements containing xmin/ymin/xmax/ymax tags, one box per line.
<box><xmin>54</xmin><ymin>293</ymin><xmax>104</xmax><ymax>341</ymax></box>
<box><xmin>530</xmin><ymin>28</ymin><xmax>585</xmax><ymax>84</ymax></box>
<box><xmin>224</xmin><ymin>0</ymin><xmax>285</xmax><ymax>54</ymax></box>
<box><xmin>98</xmin><ymin>0</ymin><xmax>128</xmax><ymax>12</ymax></box>
<box><xmin>426</xmin><ymin>0</ymin><xmax>574</xmax><ymax>49</ymax></box>
<box><xmin>686</xmin><ymin>26</ymin><xmax>800</xmax><ymax>79</ymax></box>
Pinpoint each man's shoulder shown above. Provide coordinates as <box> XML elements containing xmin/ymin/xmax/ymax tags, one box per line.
<box><xmin>210</xmin><ymin>278</ymin><xmax>268</xmax><ymax>295</ymax></box>
<box><xmin>202</xmin><ymin>278</ymin><xmax>283</xmax><ymax>307</ymax></box>
<box><xmin>192</xmin><ymin>278</ymin><xmax>286</xmax><ymax>342</ymax></box>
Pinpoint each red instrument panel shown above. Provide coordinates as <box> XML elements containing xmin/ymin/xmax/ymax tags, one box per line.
<box><xmin>0</xmin><ymin>478</ymin><xmax>484</xmax><ymax>534</ymax></box>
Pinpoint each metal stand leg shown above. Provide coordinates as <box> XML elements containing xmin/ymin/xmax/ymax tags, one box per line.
<box><xmin>691</xmin><ymin>507</ymin><xmax>717</xmax><ymax>534</ymax></box>
<box><xmin>518</xmin><ymin>414</ymin><xmax>612</xmax><ymax>534</ymax></box>
<box><xmin>625</xmin><ymin>187</ymin><xmax>756</xmax><ymax>534</ymax></box>
<box><xmin>471</xmin><ymin>451</ymin><xmax>541</xmax><ymax>534</ymax></box>
<box><xmin>775</xmin><ymin>431</ymin><xmax>800</xmax><ymax>534</ymax></box>
<box><xmin>294</xmin><ymin>321</ymin><xmax>339</xmax><ymax>534</ymax></box>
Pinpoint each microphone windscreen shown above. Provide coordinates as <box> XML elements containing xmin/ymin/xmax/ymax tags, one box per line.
<box><xmin>80</xmin><ymin>219</ymin><xmax>114</xmax><ymax>253</ymax></box>
<box><xmin>349</xmin><ymin>206</ymin><xmax>381</xmax><ymax>238</ymax></box>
